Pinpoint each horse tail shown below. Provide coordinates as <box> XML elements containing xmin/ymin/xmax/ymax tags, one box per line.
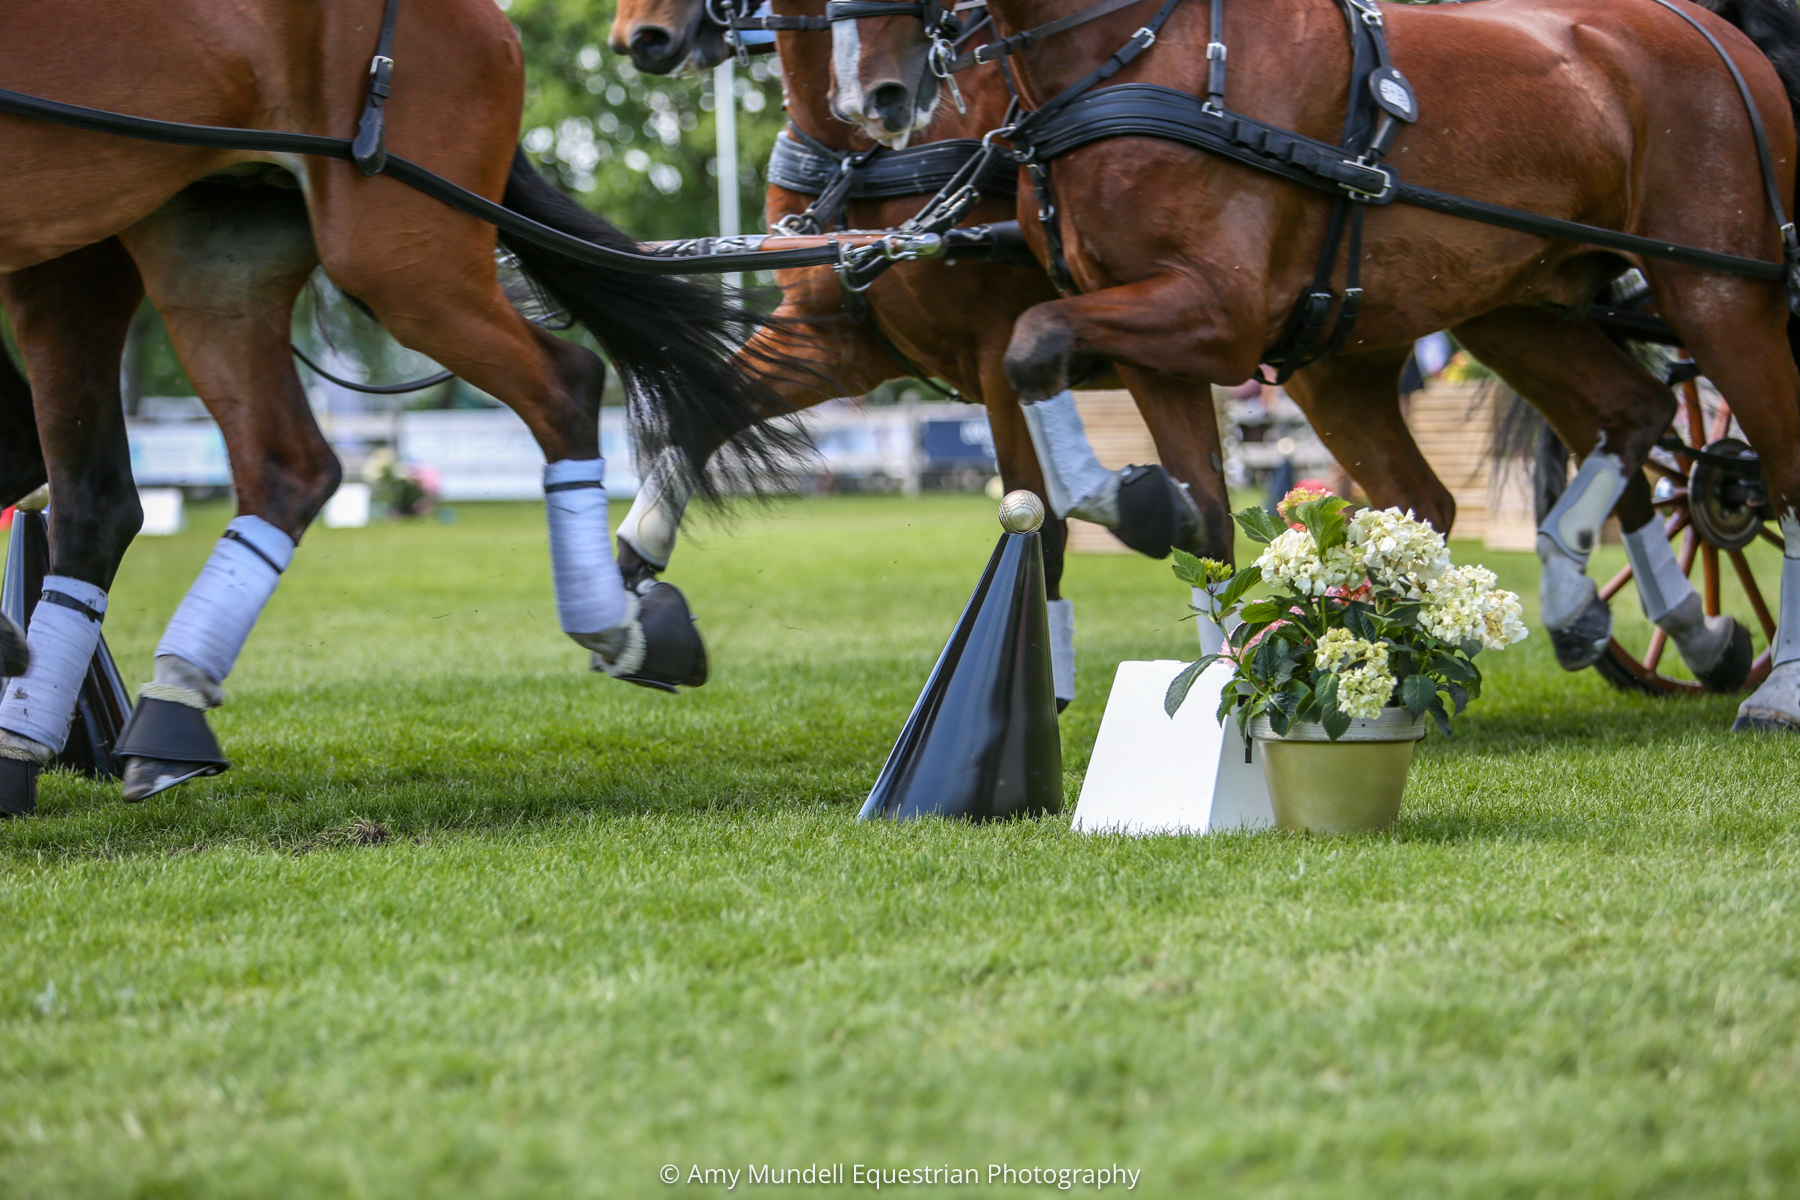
<box><xmin>497</xmin><ymin>148</ymin><xmax>810</xmax><ymax>499</ymax></box>
<box><xmin>0</xmin><ymin>346</ymin><xmax>47</xmax><ymax>508</ymax></box>
<box><xmin>1487</xmin><ymin>381</ymin><xmax>1569</xmax><ymax>527</ymax></box>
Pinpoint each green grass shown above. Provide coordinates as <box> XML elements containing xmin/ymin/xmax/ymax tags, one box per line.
<box><xmin>3</xmin><ymin>494</ymin><xmax>1798</xmax><ymax>1199</ymax></box>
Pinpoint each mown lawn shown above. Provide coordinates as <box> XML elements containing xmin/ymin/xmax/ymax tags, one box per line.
<box><xmin>2</xmin><ymin>494</ymin><xmax>1797</xmax><ymax>1199</ymax></box>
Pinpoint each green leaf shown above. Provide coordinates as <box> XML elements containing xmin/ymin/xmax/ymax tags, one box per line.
<box><xmin>1239</xmin><ymin>600</ymin><xmax>1284</xmax><ymax>626</ymax></box>
<box><xmin>1266</xmin><ymin>704</ymin><xmax>1292</xmax><ymax>737</ymax></box>
<box><xmin>1343</xmin><ymin>602</ymin><xmax>1375</xmax><ymax>640</ymax></box>
<box><xmin>1293</xmin><ymin>495</ymin><xmax>1351</xmax><ymax>552</ymax></box>
<box><xmin>1401</xmin><ymin>673</ymin><xmax>1438</xmax><ymax>717</ymax></box>
<box><xmin>1215</xmin><ymin>564</ymin><xmax>1264</xmax><ymax>613</ymax></box>
<box><xmin>1322</xmin><ymin>704</ymin><xmax>1352</xmax><ymax>742</ymax></box>
<box><xmin>1460</xmin><ymin>637</ymin><xmax>1484</xmax><ymax>659</ymax></box>
<box><xmin>1233</xmin><ymin>506</ymin><xmax>1288</xmax><ymax>545</ymax></box>
<box><xmin>1170</xmin><ymin>548</ymin><xmax>1208</xmax><ymax>588</ymax></box>
<box><xmin>1428</xmin><ymin>653</ymin><xmax>1475</xmax><ymax>683</ymax></box>
<box><xmin>1163</xmin><ymin>660</ymin><xmax>1207</xmax><ymax>717</ymax></box>
<box><xmin>1428</xmin><ymin>694</ymin><xmax>1453</xmax><ymax>738</ymax></box>
<box><xmin>1445</xmin><ymin>680</ymin><xmax>1470</xmax><ymax>715</ymax></box>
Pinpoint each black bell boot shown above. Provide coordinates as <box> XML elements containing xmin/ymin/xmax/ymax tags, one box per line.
<box><xmin>1111</xmin><ymin>464</ymin><xmax>1203</xmax><ymax>559</ymax></box>
<box><xmin>0</xmin><ymin>613</ymin><xmax>26</xmax><ymax>678</ymax></box>
<box><xmin>113</xmin><ymin>697</ymin><xmax>230</xmax><ymax>802</ymax></box>
<box><xmin>0</xmin><ymin>756</ymin><xmax>38</xmax><ymax>817</ymax></box>
<box><xmin>611</xmin><ymin>581</ymin><xmax>708</xmax><ymax>692</ymax></box>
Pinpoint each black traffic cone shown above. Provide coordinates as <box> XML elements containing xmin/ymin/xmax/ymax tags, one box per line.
<box><xmin>1</xmin><ymin>502</ymin><xmax>134</xmax><ymax>781</ymax></box>
<box><xmin>860</xmin><ymin>491</ymin><xmax>1063</xmax><ymax>821</ymax></box>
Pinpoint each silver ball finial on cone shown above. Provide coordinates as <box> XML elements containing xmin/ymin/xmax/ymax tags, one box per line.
<box><xmin>998</xmin><ymin>490</ymin><xmax>1045</xmax><ymax>534</ymax></box>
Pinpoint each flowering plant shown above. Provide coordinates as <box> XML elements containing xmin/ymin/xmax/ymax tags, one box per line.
<box><xmin>1167</xmin><ymin>491</ymin><xmax>1527</xmax><ymax>739</ymax></box>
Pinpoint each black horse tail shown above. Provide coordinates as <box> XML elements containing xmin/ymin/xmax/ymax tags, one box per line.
<box><xmin>497</xmin><ymin>149</ymin><xmax>811</xmax><ymax>499</ymax></box>
<box><xmin>1695</xmin><ymin>0</ymin><xmax>1800</xmax><ymax>123</ymax></box>
<box><xmin>0</xmin><ymin>345</ymin><xmax>47</xmax><ymax>508</ymax></box>
<box><xmin>1487</xmin><ymin>381</ymin><xmax>1570</xmax><ymax>527</ymax></box>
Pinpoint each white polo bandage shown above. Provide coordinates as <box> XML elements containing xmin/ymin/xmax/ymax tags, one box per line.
<box><xmin>545</xmin><ymin>458</ymin><xmax>630</xmax><ymax>636</ymax></box>
<box><xmin>615</xmin><ymin>449</ymin><xmax>692</xmax><ymax>570</ymax></box>
<box><xmin>156</xmin><ymin>516</ymin><xmax>293</xmax><ymax>686</ymax></box>
<box><xmin>1046</xmin><ymin>598</ymin><xmax>1075</xmax><ymax>704</ymax></box>
<box><xmin>1776</xmin><ymin>512</ymin><xmax>1800</xmax><ymax>666</ymax></box>
<box><xmin>1621</xmin><ymin>521</ymin><xmax>1697</xmax><ymax>624</ymax></box>
<box><xmin>1021</xmin><ymin>391</ymin><xmax>1119</xmax><ymax>526</ymax></box>
<box><xmin>0</xmin><ymin>576</ymin><xmax>106</xmax><ymax>754</ymax></box>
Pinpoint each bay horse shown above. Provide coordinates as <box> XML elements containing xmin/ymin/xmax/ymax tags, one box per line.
<box><xmin>607</xmin><ymin>0</ymin><xmax>1232</xmax><ymax>708</ymax></box>
<box><xmin>0</xmin><ymin>0</ymin><xmax>787</xmax><ymax>813</ymax></box>
<box><xmin>832</xmin><ymin>0</ymin><xmax>1800</xmax><ymax>732</ymax></box>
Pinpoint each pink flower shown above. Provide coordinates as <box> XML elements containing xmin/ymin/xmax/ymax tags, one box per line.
<box><xmin>1325</xmin><ymin>579</ymin><xmax>1374</xmax><ymax>604</ymax></box>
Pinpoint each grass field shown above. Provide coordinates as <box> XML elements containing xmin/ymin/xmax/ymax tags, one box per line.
<box><xmin>3</xmin><ymin>493</ymin><xmax>1798</xmax><ymax>1199</ymax></box>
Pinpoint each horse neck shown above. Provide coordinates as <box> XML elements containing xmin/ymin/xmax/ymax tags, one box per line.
<box><xmin>775</xmin><ymin>3</ymin><xmax>871</xmax><ymax>149</ymax></box>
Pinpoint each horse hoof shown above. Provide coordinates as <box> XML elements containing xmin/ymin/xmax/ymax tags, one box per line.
<box><xmin>121</xmin><ymin>756</ymin><xmax>228</xmax><ymax>802</ymax></box>
<box><xmin>114</xmin><ymin>697</ymin><xmax>230</xmax><ymax>800</ymax></box>
<box><xmin>1548</xmin><ymin>593</ymin><xmax>1612</xmax><ymax>671</ymax></box>
<box><xmin>1111</xmin><ymin>465</ymin><xmax>1200</xmax><ymax>559</ymax></box>
<box><xmin>1</xmin><ymin>613</ymin><xmax>27</xmax><ymax>677</ymax></box>
<box><xmin>601</xmin><ymin>581</ymin><xmax>708</xmax><ymax>692</ymax></box>
<box><xmin>0</xmin><ymin>757</ymin><xmax>38</xmax><ymax>817</ymax></box>
<box><xmin>1693</xmin><ymin>617</ymin><xmax>1754</xmax><ymax>694</ymax></box>
<box><xmin>1733</xmin><ymin>660</ymin><xmax>1800</xmax><ymax>732</ymax></box>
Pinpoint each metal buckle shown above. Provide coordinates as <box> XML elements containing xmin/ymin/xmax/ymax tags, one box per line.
<box><xmin>1206</xmin><ymin>40</ymin><xmax>1226</xmax><ymax>61</ymax></box>
<box><xmin>1339</xmin><ymin>161</ymin><xmax>1393</xmax><ymax>203</ymax></box>
<box><xmin>1133</xmin><ymin>26</ymin><xmax>1157</xmax><ymax>48</ymax></box>
<box><xmin>369</xmin><ymin>54</ymin><xmax>394</xmax><ymax>78</ymax></box>
<box><xmin>1349</xmin><ymin>0</ymin><xmax>1382</xmax><ymax>26</ymax></box>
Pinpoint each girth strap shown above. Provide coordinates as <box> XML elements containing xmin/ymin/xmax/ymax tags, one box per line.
<box><xmin>352</xmin><ymin>0</ymin><xmax>402</xmax><ymax>175</ymax></box>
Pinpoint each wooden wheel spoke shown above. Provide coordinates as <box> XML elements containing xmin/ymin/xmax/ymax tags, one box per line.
<box><xmin>1759</xmin><ymin>526</ymin><xmax>1784</xmax><ymax>551</ymax></box>
<box><xmin>1710</xmin><ymin>397</ymin><xmax>1734</xmax><ymax>444</ymax></box>
<box><xmin>1646</xmin><ymin>626</ymin><xmax>1670</xmax><ymax>671</ymax></box>
<box><xmin>1729</xmin><ymin>549</ymin><xmax>1778</xmax><ymax>640</ymax></box>
<box><xmin>1701</xmin><ymin>543</ymin><xmax>1721</xmax><ymax>615</ymax></box>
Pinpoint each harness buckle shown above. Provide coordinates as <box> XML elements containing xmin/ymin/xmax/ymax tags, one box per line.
<box><xmin>1339</xmin><ymin>162</ymin><xmax>1394</xmax><ymax>204</ymax></box>
<box><xmin>369</xmin><ymin>54</ymin><xmax>394</xmax><ymax>78</ymax></box>
<box><xmin>1207</xmin><ymin>40</ymin><xmax>1226</xmax><ymax>62</ymax></box>
<box><xmin>1133</xmin><ymin>26</ymin><xmax>1157</xmax><ymax>48</ymax></box>
<box><xmin>1349</xmin><ymin>0</ymin><xmax>1382</xmax><ymax>26</ymax></box>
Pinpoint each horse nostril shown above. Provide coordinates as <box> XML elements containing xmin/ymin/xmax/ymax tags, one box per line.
<box><xmin>629</xmin><ymin>27</ymin><xmax>676</xmax><ymax>68</ymax></box>
<box><xmin>868</xmin><ymin>83</ymin><xmax>912</xmax><ymax>131</ymax></box>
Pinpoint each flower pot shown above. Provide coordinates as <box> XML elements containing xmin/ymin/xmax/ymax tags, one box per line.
<box><xmin>1249</xmin><ymin>708</ymin><xmax>1427</xmax><ymax>834</ymax></box>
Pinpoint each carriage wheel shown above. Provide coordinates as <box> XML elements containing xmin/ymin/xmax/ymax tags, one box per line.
<box><xmin>1589</xmin><ymin>373</ymin><xmax>1775</xmax><ymax>695</ymax></box>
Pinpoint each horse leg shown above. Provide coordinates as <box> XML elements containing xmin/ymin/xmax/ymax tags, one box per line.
<box><xmin>1114</xmin><ymin>366</ymin><xmax>1235</xmax><ymax>655</ymax></box>
<box><xmin>1003</xmin><ymin>286</ymin><xmax>1210</xmax><ymax>565</ymax></box>
<box><xmin>0</xmin><ymin>240</ymin><xmax>145</xmax><ymax>814</ymax></box>
<box><xmin>1452</xmin><ymin>307</ymin><xmax>1751</xmax><ymax>688</ymax></box>
<box><xmin>0</xmin><ymin>344</ymin><xmax>42</xmax><ymax>676</ymax></box>
<box><xmin>106</xmin><ymin>182</ymin><xmax>336</xmax><ymax>800</ymax></box>
<box><xmin>1644</xmin><ymin>271</ymin><xmax>1800</xmax><ymax>728</ymax></box>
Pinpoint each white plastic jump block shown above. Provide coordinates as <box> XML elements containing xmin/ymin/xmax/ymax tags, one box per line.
<box><xmin>323</xmin><ymin>482</ymin><xmax>372</xmax><ymax>529</ymax></box>
<box><xmin>1072</xmin><ymin>660</ymin><xmax>1274</xmax><ymax>835</ymax></box>
<box><xmin>136</xmin><ymin>488</ymin><xmax>186</xmax><ymax>537</ymax></box>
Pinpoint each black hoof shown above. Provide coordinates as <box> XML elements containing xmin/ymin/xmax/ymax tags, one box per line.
<box><xmin>1111</xmin><ymin>465</ymin><xmax>1199</xmax><ymax>559</ymax></box>
<box><xmin>1549</xmin><ymin>594</ymin><xmax>1612</xmax><ymax>671</ymax></box>
<box><xmin>114</xmin><ymin>697</ymin><xmax>229</xmax><ymax>801</ymax></box>
<box><xmin>617</xmin><ymin>582</ymin><xmax>708</xmax><ymax>692</ymax></box>
<box><xmin>0</xmin><ymin>612</ymin><xmax>26</xmax><ymax>678</ymax></box>
<box><xmin>1696</xmin><ymin>619</ymin><xmax>1755</xmax><ymax>694</ymax></box>
<box><xmin>121</xmin><ymin>756</ymin><xmax>227</xmax><ymax>802</ymax></box>
<box><xmin>0</xmin><ymin>756</ymin><xmax>38</xmax><ymax>817</ymax></box>
<box><xmin>617</xmin><ymin>540</ymin><xmax>661</xmax><ymax>594</ymax></box>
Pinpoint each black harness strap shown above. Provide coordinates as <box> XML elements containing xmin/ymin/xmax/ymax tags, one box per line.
<box><xmin>221</xmin><ymin>529</ymin><xmax>286</xmax><ymax>575</ymax></box>
<box><xmin>352</xmin><ymin>0</ymin><xmax>402</xmax><ymax>175</ymax></box>
<box><xmin>292</xmin><ymin>347</ymin><xmax>454</xmax><ymax>395</ymax></box>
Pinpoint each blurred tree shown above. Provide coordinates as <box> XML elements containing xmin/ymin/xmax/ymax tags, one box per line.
<box><xmin>503</xmin><ymin>0</ymin><xmax>789</xmax><ymax>241</ymax></box>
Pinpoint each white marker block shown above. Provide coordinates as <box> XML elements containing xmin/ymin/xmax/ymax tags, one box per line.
<box><xmin>323</xmin><ymin>482</ymin><xmax>371</xmax><ymax>529</ymax></box>
<box><xmin>137</xmin><ymin>488</ymin><xmax>186</xmax><ymax>536</ymax></box>
<box><xmin>1072</xmin><ymin>660</ymin><xmax>1273</xmax><ymax>835</ymax></box>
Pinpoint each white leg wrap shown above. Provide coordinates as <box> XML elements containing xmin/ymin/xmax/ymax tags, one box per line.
<box><xmin>1193</xmin><ymin>586</ymin><xmax>1227</xmax><ymax>658</ymax></box>
<box><xmin>0</xmin><ymin>576</ymin><xmax>106</xmax><ymax>754</ymax></box>
<box><xmin>1621</xmin><ymin>521</ymin><xmax>1697</xmax><ymax>623</ymax></box>
<box><xmin>156</xmin><ymin>516</ymin><xmax>293</xmax><ymax>686</ymax></box>
<box><xmin>1021</xmin><ymin>391</ymin><xmax>1118</xmax><ymax>526</ymax></box>
<box><xmin>1775</xmin><ymin>514</ymin><xmax>1800</xmax><ymax>667</ymax></box>
<box><xmin>1046</xmin><ymin>598</ymin><xmax>1075</xmax><ymax>704</ymax></box>
<box><xmin>545</xmin><ymin>458</ymin><xmax>630</xmax><ymax>637</ymax></box>
<box><xmin>1539</xmin><ymin>450</ymin><xmax>1625</xmax><ymax>563</ymax></box>
<box><xmin>615</xmin><ymin>449</ymin><xmax>692</xmax><ymax>570</ymax></box>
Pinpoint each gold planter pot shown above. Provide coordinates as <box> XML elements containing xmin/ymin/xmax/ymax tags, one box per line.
<box><xmin>1249</xmin><ymin>708</ymin><xmax>1427</xmax><ymax>834</ymax></box>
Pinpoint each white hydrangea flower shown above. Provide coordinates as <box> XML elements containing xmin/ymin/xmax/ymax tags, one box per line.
<box><xmin>1256</xmin><ymin>528</ymin><xmax>1361</xmax><ymax>597</ymax></box>
<box><xmin>1336</xmin><ymin>661</ymin><xmax>1395</xmax><ymax>719</ymax></box>
<box><xmin>1421</xmin><ymin>564</ymin><xmax>1529</xmax><ymax>650</ymax></box>
<box><xmin>1348</xmin><ymin>507</ymin><xmax>1450</xmax><ymax>598</ymax></box>
<box><xmin>1315</xmin><ymin>628</ymin><xmax>1388</xmax><ymax>674</ymax></box>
